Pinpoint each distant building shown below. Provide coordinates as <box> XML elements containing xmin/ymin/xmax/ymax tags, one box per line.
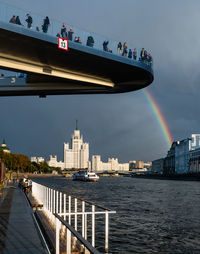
<box><xmin>92</xmin><ymin>155</ymin><xmax>129</xmax><ymax>172</ymax></box>
<box><xmin>129</xmin><ymin>160</ymin><xmax>136</xmax><ymax>170</ymax></box>
<box><xmin>175</xmin><ymin>139</ymin><xmax>190</xmax><ymax>174</ymax></box>
<box><xmin>1</xmin><ymin>139</ymin><xmax>10</xmax><ymax>153</ymax></box>
<box><xmin>48</xmin><ymin>155</ymin><xmax>64</xmax><ymax>169</ymax></box>
<box><xmin>152</xmin><ymin>158</ymin><xmax>164</xmax><ymax>174</ymax></box>
<box><xmin>189</xmin><ymin>148</ymin><xmax>200</xmax><ymax>173</ymax></box>
<box><xmin>144</xmin><ymin>162</ymin><xmax>152</xmax><ymax>170</ymax></box>
<box><xmin>163</xmin><ymin>134</ymin><xmax>200</xmax><ymax>175</ymax></box>
<box><xmin>31</xmin><ymin>157</ymin><xmax>45</xmax><ymax>163</ymax></box>
<box><xmin>129</xmin><ymin>160</ymin><xmax>152</xmax><ymax>173</ymax></box>
<box><xmin>64</xmin><ymin>122</ymin><xmax>89</xmax><ymax>169</ymax></box>
<box><xmin>164</xmin><ymin>141</ymin><xmax>176</xmax><ymax>174</ymax></box>
<box><xmin>136</xmin><ymin>160</ymin><xmax>144</xmax><ymax>169</ymax></box>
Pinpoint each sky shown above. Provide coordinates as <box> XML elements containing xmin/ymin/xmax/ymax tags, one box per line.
<box><xmin>0</xmin><ymin>0</ymin><xmax>200</xmax><ymax>163</ymax></box>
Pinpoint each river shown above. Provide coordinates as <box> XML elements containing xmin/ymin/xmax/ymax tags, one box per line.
<box><xmin>34</xmin><ymin>177</ymin><xmax>200</xmax><ymax>254</ymax></box>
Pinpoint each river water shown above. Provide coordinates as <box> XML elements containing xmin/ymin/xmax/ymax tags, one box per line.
<box><xmin>34</xmin><ymin>177</ymin><xmax>200</xmax><ymax>254</ymax></box>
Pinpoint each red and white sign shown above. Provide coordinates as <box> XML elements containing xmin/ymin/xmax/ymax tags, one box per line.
<box><xmin>58</xmin><ymin>37</ymin><xmax>68</xmax><ymax>51</ymax></box>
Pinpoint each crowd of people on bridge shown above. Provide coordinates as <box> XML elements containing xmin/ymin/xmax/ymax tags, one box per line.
<box><xmin>9</xmin><ymin>14</ymin><xmax>50</xmax><ymax>33</ymax></box>
<box><xmin>9</xmin><ymin>14</ymin><xmax>152</xmax><ymax>66</ymax></box>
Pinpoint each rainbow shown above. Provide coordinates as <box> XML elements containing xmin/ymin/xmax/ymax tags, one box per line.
<box><xmin>143</xmin><ymin>88</ymin><xmax>173</xmax><ymax>148</ymax></box>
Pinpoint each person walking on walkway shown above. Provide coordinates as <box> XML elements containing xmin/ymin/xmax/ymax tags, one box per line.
<box><xmin>25</xmin><ymin>14</ymin><xmax>32</xmax><ymax>28</ymax></box>
<box><xmin>42</xmin><ymin>16</ymin><xmax>50</xmax><ymax>33</ymax></box>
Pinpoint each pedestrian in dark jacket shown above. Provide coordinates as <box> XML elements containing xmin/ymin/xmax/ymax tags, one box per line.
<box><xmin>103</xmin><ymin>40</ymin><xmax>109</xmax><ymax>51</ymax></box>
<box><xmin>61</xmin><ymin>23</ymin><xmax>67</xmax><ymax>38</ymax></box>
<box><xmin>133</xmin><ymin>48</ymin><xmax>137</xmax><ymax>60</ymax></box>
<box><xmin>25</xmin><ymin>14</ymin><xmax>32</xmax><ymax>28</ymax></box>
<box><xmin>122</xmin><ymin>42</ymin><xmax>128</xmax><ymax>56</ymax></box>
<box><xmin>42</xmin><ymin>16</ymin><xmax>50</xmax><ymax>33</ymax></box>
<box><xmin>140</xmin><ymin>48</ymin><xmax>145</xmax><ymax>61</ymax></box>
<box><xmin>128</xmin><ymin>49</ymin><xmax>132</xmax><ymax>59</ymax></box>
<box><xmin>9</xmin><ymin>15</ymin><xmax>16</xmax><ymax>24</ymax></box>
<box><xmin>86</xmin><ymin>36</ymin><xmax>94</xmax><ymax>47</ymax></box>
<box><xmin>16</xmin><ymin>16</ymin><xmax>22</xmax><ymax>25</ymax></box>
<box><xmin>68</xmin><ymin>28</ymin><xmax>74</xmax><ymax>41</ymax></box>
<box><xmin>117</xmin><ymin>42</ymin><xmax>122</xmax><ymax>55</ymax></box>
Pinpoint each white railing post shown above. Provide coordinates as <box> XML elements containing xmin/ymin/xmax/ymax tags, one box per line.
<box><xmin>56</xmin><ymin>218</ymin><xmax>60</xmax><ymax>254</ymax></box>
<box><xmin>68</xmin><ymin>196</ymin><xmax>71</xmax><ymax>225</ymax></box>
<box><xmin>56</xmin><ymin>191</ymin><xmax>59</xmax><ymax>213</ymax></box>
<box><xmin>92</xmin><ymin>205</ymin><xmax>95</xmax><ymax>247</ymax></box>
<box><xmin>53</xmin><ymin>190</ymin><xmax>56</xmax><ymax>213</ymax></box>
<box><xmin>64</xmin><ymin>194</ymin><xmax>66</xmax><ymax>220</ymax></box>
<box><xmin>105</xmin><ymin>211</ymin><xmax>109</xmax><ymax>253</ymax></box>
<box><xmin>68</xmin><ymin>196</ymin><xmax>72</xmax><ymax>253</ymax></box>
<box><xmin>47</xmin><ymin>187</ymin><xmax>49</xmax><ymax>210</ymax></box>
<box><xmin>82</xmin><ymin>201</ymin><xmax>85</xmax><ymax>238</ymax></box>
<box><xmin>48</xmin><ymin>188</ymin><xmax>50</xmax><ymax>211</ymax></box>
<box><xmin>66</xmin><ymin>228</ymin><xmax>71</xmax><ymax>254</ymax></box>
<box><xmin>59</xmin><ymin>192</ymin><xmax>62</xmax><ymax>215</ymax></box>
<box><xmin>43</xmin><ymin>187</ymin><xmax>45</xmax><ymax>209</ymax></box>
<box><xmin>85</xmin><ymin>213</ymin><xmax>87</xmax><ymax>240</ymax></box>
<box><xmin>74</xmin><ymin>198</ymin><xmax>77</xmax><ymax>230</ymax></box>
<box><xmin>51</xmin><ymin>189</ymin><xmax>53</xmax><ymax>213</ymax></box>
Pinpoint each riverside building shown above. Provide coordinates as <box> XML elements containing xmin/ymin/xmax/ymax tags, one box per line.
<box><xmin>92</xmin><ymin>155</ymin><xmax>129</xmax><ymax>172</ymax></box>
<box><xmin>64</xmin><ymin>123</ymin><xmax>89</xmax><ymax>170</ymax></box>
<box><xmin>33</xmin><ymin>122</ymin><xmax>133</xmax><ymax>171</ymax></box>
<box><xmin>152</xmin><ymin>134</ymin><xmax>200</xmax><ymax>174</ymax></box>
<box><xmin>47</xmin><ymin>122</ymin><xmax>89</xmax><ymax>170</ymax></box>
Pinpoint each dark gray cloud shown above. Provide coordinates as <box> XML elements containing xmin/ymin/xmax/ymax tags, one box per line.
<box><xmin>0</xmin><ymin>0</ymin><xmax>200</xmax><ymax>163</ymax></box>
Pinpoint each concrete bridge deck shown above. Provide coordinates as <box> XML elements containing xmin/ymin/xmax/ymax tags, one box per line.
<box><xmin>0</xmin><ymin>1</ymin><xmax>154</xmax><ymax>96</ymax></box>
<box><xmin>0</xmin><ymin>185</ymin><xmax>48</xmax><ymax>254</ymax></box>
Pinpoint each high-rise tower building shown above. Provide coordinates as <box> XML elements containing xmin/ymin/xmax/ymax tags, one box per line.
<box><xmin>64</xmin><ymin>121</ymin><xmax>89</xmax><ymax>169</ymax></box>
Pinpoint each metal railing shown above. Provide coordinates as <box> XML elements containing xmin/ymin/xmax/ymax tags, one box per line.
<box><xmin>54</xmin><ymin>213</ymin><xmax>100</xmax><ymax>254</ymax></box>
<box><xmin>0</xmin><ymin>1</ymin><xmax>153</xmax><ymax>67</ymax></box>
<box><xmin>32</xmin><ymin>181</ymin><xmax>116</xmax><ymax>253</ymax></box>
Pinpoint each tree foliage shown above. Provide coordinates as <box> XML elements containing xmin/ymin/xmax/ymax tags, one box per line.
<box><xmin>0</xmin><ymin>148</ymin><xmax>60</xmax><ymax>174</ymax></box>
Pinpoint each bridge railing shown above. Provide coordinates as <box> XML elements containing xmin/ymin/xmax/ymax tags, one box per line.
<box><xmin>0</xmin><ymin>1</ymin><xmax>153</xmax><ymax>68</ymax></box>
<box><xmin>32</xmin><ymin>181</ymin><xmax>116</xmax><ymax>253</ymax></box>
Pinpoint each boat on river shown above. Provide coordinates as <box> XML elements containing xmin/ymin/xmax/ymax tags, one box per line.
<box><xmin>72</xmin><ymin>171</ymin><xmax>99</xmax><ymax>182</ymax></box>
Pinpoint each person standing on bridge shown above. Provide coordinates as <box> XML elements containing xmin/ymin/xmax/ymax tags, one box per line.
<box><xmin>9</xmin><ymin>15</ymin><xmax>16</xmax><ymax>24</ymax></box>
<box><xmin>117</xmin><ymin>42</ymin><xmax>122</xmax><ymax>55</ymax></box>
<box><xmin>68</xmin><ymin>28</ymin><xmax>74</xmax><ymax>41</ymax></box>
<box><xmin>25</xmin><ymin>14</ymin><xmax>32</xmax><ymax>29</ymax></box>
<box><xmin>42</xmin><ymin>16</ymin><xmax>50</xmax><ymax>33</ymax></box>
<box><xmin>16</xmin><ymin>16</ymin><xmax>22</xmax><ymax>26</ymax></box>
<box><xmin>133</xmin><ymin>48</ymin><xmax>137</xmax><ymax>60</ymax></box>
<box><xmin>122</xmin><ymin>42</ymin><xmax>128</xmax><ymax>57</ymax></box>
<box><xmin>61</xmin><ymin>23</ymin><xmax>67</xmax><ymax>38</ymax></box>
<box><xmin>86</xmin><ymin>36</ymin><xmax>94</xmax><ymax>47</ymax></box>
<box><xmin>128</xmin><ymin>49</ymin><xmax>133</xmax><ymax>59</ymax></box>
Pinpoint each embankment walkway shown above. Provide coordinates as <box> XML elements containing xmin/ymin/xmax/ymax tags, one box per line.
<box><xmin>0</xmin><ymin>184</ymin><xmax>48</xmax><ymax>254</ymax></box>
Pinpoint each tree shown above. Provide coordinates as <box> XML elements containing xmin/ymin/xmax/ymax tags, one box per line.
<box><xmin>39</xmin><ymin>161</ymin><xmax>51</xmax><ymax>173</ymax></box>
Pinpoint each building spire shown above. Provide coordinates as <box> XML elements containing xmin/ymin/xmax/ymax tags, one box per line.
<box><xmin>76</xmin><ymin>120</ymin><xmax>78</xmax><ymax>130</ymax></box>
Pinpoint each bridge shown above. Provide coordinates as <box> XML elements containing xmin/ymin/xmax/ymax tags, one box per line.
<box><xmin>0</xmin><ymin>2</ymin><xmax>154</xmax><ymax>97</ymax></box>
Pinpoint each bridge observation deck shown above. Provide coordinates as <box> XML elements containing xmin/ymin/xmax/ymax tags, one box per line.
<box><xmin>0</xmin><ymin>2</ymin><xmax>154</xmax><ymax>97</ymax></box>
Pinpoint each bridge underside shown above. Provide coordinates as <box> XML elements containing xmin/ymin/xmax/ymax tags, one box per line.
<box><xmin>0</xmin><ymin>22</ymin><xmax>154</xmax><ymax>96</ymax></box>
